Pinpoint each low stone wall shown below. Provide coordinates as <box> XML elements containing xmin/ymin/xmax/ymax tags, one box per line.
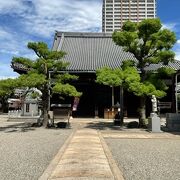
<box><xmin>8</xmin><ymin>110</ymin><xmax>40</xmax><ymax>123</ymax></box>
<box><xmin>166</xmin><ymin>113</ymin><xmax>180</xmax><ymax>131</ymax></box>
<box><xmin>8</xmin><ymin>117</ymin><xmax>38</xmax><ymax>123</ymax></box>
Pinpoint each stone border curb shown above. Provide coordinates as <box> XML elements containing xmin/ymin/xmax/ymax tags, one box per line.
<box><xmin>38</xmin><ymin>130</ymin><xmax>76</xmax><ymax>180</ymax></box>
<box><xmin>99</xmin><ymin>132</ymin><xmax>125</xmax><ymax>180</ymax></box>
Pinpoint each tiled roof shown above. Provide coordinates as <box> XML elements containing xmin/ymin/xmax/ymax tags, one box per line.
<box><xmin>11</xmin><ymin>62</ymin><xmax>31</xmax><ymax>73</ymax></box>
<box><xmin>52</xmin><ymin>32</ymin><xmax>137</xmax><ymax>72</ymax></box>
<box><xmin>53</xmin><ymin>32</ymin><xmax>180</xmax><ymax>72</ymax></box>
<box><xmin>146</xmin><ymin>61</ymin><xmax>180</xmax><ymax>71</ymax></box>
<box><xmin>12</xmin><ymin>31</ymin><xmax>180</xmax><ymax>73</ymax></box>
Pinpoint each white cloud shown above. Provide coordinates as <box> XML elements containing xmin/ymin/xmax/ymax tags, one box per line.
<box><xmin>0</xmin><ymin>63</ymin><xmax>19</xmax><ymax>79</ymax></box>
<box><xmin>177</xmin><ymin>40</ymin><xmax>180</xmax><ymax>44</ymax></box>
<box><xmin>0</xmin><ymin>27</ymin><xmax>21</xmax><ymax>56</ymax></box>
<box><xmin>0</xmin><ymin>0</ymin><xmax>102</xmax><ymax>38</ymax></box>
<box><xmin>0</xmin><ymin>1</ymin><xmax>25</xmax><ymax>13</ymax></box>
<box><xmin>0</xmin><ymin>26</ymin><xmax>37</xmax><ymax>59</ymax></box>
<box><xmin>162</xmin><ymin>23</ymin><xmax>177</xmax><ymax>31</ymax></box>
<box><xmin>174</xmin><ymin>42</ymin><xmax>180</xmax><ymax>60</ymax></box>
<box><xmin>175</xmin><ymin>50</ymin><xmax>180</xmax><ymax>60</ymax></box>
<box><xmin>0</xmin><ymin>0</ymin><xmax>102</xmax><ymax>78</ymax></box>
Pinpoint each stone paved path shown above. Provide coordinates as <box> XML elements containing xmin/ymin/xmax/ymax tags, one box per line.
<box><xmin>40</xmin><ymin>129</ymin><xmax>124</xmax><ymax>180</ymax></box>
<box><xmin>102</xmin><ymin>132</ymin><xmax>180</xmax><ymax>139</ymax></box>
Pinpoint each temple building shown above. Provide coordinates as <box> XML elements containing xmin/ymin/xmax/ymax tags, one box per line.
<box><xmin>12</xmin><ymin>32</ymin><xmax>180</xmax><ymax>118</ymax></box>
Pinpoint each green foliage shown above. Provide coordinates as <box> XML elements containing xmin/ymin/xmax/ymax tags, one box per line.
<box><xmin>122</xmin><ymin>20</ymin><xmax>137</xmax><ymax>32</ymax></box>
<box><xmin>127</xmin><ymin>81</ymin><xmax>166</xmax><ymax>98</ymax></box>
<box><xmin>157</xmin><ymin>67</ymin><xmax>175</xmax><ymax>76</ymax></box>
<box><xmin>0</xmin><ymin>78</ymin><xmax>18</xmax><ymax>98</ymax></box>
<box><xmin>52</xmin><ymin>83</ymin><xmax>82</xmax><ymax>97</ymax></box>
<box><xmin>12</xmin><ymin>42</ymin><xmax>68</xmax><ymax>74</ymax></box>
<box><xmin>156</xmin><ymin>29</ymin><xmax>176</xmax><ymax>50</ymax></box>
<box><xmin>27</xmin><ymin>42</ymin><xmax>66</xmax><ymax>60</ymax></box>
<box><xmin>12</xmin><ymin>42</ymin><xmax>80</xmax><ymax>96</ymax></box>
<box><xmin>112</xmin><ymin>18</ymin><xmax>176</xmax><ymax>121</ymax></box>
<box><xmin>12</xmin><ymin>57</ymin><xmax>34</xmax><ymax>68</ymax></box>
<box><xmin>123</xmin><ymin>67</ymin><xmax>140</xmax><ymax>85</ymax></box>
<box><xmin>138</xmin><ymin>18</ymin><xmax>162</xmax><ymax>38</ymax></box>
<box><xmin>121</xmin><ymin>60</ymin><xmax>135</xmax><ymax>70</ymax></box>
<box><xmin>112</xmin><ymin>18</ymin><xmax>176</xmax><ymax>99</ymax></box>
<box><xmin>113</xmin><ymin>31</ymin><xmax>138</xmax><ymax>48</ymax></box>
<box><xmin>55</xmin><ymin>73</ymin><xmax>79</xmax><ymax>84</ymax></box>
<box><xmin>16</xmin><ymin>72</ymin><xmax>46</xmax><ymax>88</ymax></box>
<box><xmin>96</xmin><ymin>67</ymin><xmax>123</xmax><ymax>87</ymax></box>
<box><xmin>113</xmin><ymin>18</ymin><xmax>176</xmax><ymax>66</ymax></box>
<box><xmin>11</xmin><ymin>41</ymin><xmax>81</xmax><ymax>125</ymax></box>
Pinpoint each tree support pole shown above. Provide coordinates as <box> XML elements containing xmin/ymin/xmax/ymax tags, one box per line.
<box><xmin>120</xmin><ymin>86</ymin><xmax>124</xmax><ymax>122</ymax></box>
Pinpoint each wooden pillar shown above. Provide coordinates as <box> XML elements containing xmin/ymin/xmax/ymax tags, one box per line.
<box><xmin>120</xmin><ymin>86</ymin><xmax>124</xmax><ymax>121</ymax></box>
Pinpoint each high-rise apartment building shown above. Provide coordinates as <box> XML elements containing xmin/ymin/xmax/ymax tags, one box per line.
<box><xmin>102</xmin><ymin>0</ymin><xmax>156</xmax><ymax>32</ymax></box>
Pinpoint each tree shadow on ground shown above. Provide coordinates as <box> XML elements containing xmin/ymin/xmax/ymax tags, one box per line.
<box><xmin>83</xmin><ymin>121</ymin><xmax>127</xmax><ymax>131</ymax></box>
<box><xmin>0</xmin><ymin>123</ymin><xmax>37</xmax><ymax>133</ymax></box>
<box><xmin>161</xmin><ymin>126</ymin><xmax>180</xmax><ymax>135</ymax></box>
<box><xmin>83</xmin><ymin>120</ymin><xmax>152</xmax><ymax>132</ymax></box>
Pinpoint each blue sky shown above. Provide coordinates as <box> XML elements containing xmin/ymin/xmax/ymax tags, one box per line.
<box><xmin>0</xmin><ymin>0</ymin><xmax>180</xmax><ymax>79</ymax></box>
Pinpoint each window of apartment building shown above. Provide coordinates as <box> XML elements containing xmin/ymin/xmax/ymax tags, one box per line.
<box><xmin>147</xmin><ymin>8</ymin><xmax>154</xmax><ymax>10</ymax></box>
<box><xmin>147</xmin><ymin>4</ymin><xmax>154</xmax><ymax>7</ymax></box>
<box><xmin>122</xmin><ymin>4</ymin><xmax>129</xmax><ymax>7</ymax></box>
<box><xmin>139</xmin><ymin>4</ymin><xmax>145</xmax><ymax>7</ymax></box>
<box><xmin>147</xmin><ymin>11</ymin><xmax>154</xmax><ymax>14</ymax></box>
<box><xmin>139</xmin><ymin>7</ymin><xmax>145</xmax><ymax>10</ymax></box>
<box><xmin>131</xmin><ymin>8</ymin><xmax>138</xmax><ymax>11</ymax></box>
<box><xmin>106</xmin><ymin>20</ymin><xmax>113</xmax><ymax>23</ymax></box>
<box><xmin>106</xmin><ymin>0</ymin><xmax>113</xmax><ymax>3</ymax></box>
<box><xmin>114</xmin><ymin>3</ymin><xmax>121</xmax><ymax>6</ymax></box>
<box><xmin>131</xmin><ymin>18</ymin><xmax>138</xmax><ymax>21</ymax></box>
<box><xmin>139</xmin><ymin>15</ymin><xmax>146</xmax><ymax>17</ymax></box>
<box><xmin>147</xmin><ymin>15</ymin><xmax>155</xmax><ymax>18</ymax></box>
<box><xmin>106</xmin><ymin>26</ymin><xmax>113</xmax><ymax>28</ymax></box>
<box><xmin>131</xmin><ymin>4</ymin><xmax>138</xmax><ymax>7</ymax></box>
<box><xmin>147</xmin><ymin>0</ymin><xmax>154</xmax><ymax>2</ymax></box>
<box><xmin>106</xmin><ymin>8</ymin><xmax>113</xmax><ymax>11</ymax></box>
<box><xmin>106</xmin><ymin>14</ymin><xmax>113</xmax><ymax>17</ymax></box>
<box><xmin>106</xmin><ymin>4</ymin><xmax>113</xmax><ymax>7</ymax></box>
<box><xmin>114</xmin><ymin>8</ymin><xmax>121</xmax><ymax>11</ymax></box>
<box><xmin>114</xmin><ymin>25</ymin><xmax>121</xmax><ymax>28</ymax></box>
<box><xmin>131</xmin><ymin>15</ymin><xmax>138</xmax><ymax>17</ymax></box>
<box><xmin>106</xmin><ymin>11</ymin><xmax>113</xmax><ymax>14</ymax></box>
<box><xmin>122</xmin><ymin>8</ymin><xmax>129</xmax><ymax>10</ymax></box>
<box><xmin>106</xmin><ymin>29</ymin><xmax>113</xmax><ymax>32</ymax></box>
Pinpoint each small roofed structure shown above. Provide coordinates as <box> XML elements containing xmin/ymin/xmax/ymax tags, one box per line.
<box><xmin>22</xmin><ymin>99</ymin><xmax>39</xmax><ymax>116</ymax></box>
<box><xmin>8</xmin><ymin>98</ymin><xmax>21</xmax><ymax>110</ymax></box>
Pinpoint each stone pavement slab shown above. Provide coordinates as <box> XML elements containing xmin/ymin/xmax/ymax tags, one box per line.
<box><xmin>39</xmin><ymin>129</ymin><xmax>124</xmax><ymax>180</ymax></box>
<box><xmin>102</xmin><ymin>132</ymin><xmax>180</xmax><ymax>139</ymax></box>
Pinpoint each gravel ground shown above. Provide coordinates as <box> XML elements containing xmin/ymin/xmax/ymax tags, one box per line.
<box><xmin>106</xmin><ymin>138</ymin><xmax>180</xmax><ymax>180</ymax></box>
<box><xmin>0</xmin><ymin>120</ymin><xmax>73</xmax><ymax>180</ymax></box>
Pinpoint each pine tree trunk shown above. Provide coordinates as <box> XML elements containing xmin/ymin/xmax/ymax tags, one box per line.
<box><xmin>2</xmin><ymin>98</ymin><xmax>8</xmax><ymax>113</ymax></box>
<box><xmin>120</xmin><ymin>86</ymin><xmax>124</xmax><ymax>122</ymax></box>
<box><xmin>139</xmin><ymin>68</ymin><xmax>146</xmax><ymax>127</ymax></box>
<box><xmin>42</xmin><ymin>108</ymin><xmax>48</xmax><ymax>127</ymax></box>
<box><xmin>42</xmin><ymin>84</ymin><xmax>49</xmax><ymax>127</ymax></box>
<box><xmin>139</xmin><ymin>96</ymin><xmax>146</xmax><ymax>127</ymax></box>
